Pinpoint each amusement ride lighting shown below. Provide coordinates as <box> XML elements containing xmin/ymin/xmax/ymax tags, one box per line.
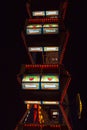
<box><xmin>25</xmin><ymin>64</ymin><xmax>59</xmax><ymax>68</ymax></box>
<box><xmin>28</xmin><ymin>18</ymin><xmax>58</xmax><ymax>23</ymax></box>
<box><xmin>44</xmin><ymin>47</ymin><xmax>59</xmax><ymax>51</ymax></box>
<box><xmin>24</xmin><ymin>101</ymin><xmax>41</xmax><ymax>104</ymax></box>
<box><xmin>42</xmin><ymin>101</ymin><xmax>59</xmax><ymax>105</ymax></box>
<box><xmin>25</xmin><ymin>84</ymin><xmax>37</xmax><ymax>88</ymax></box>
<box><xmin>29</xmin><ymin>47</ymin><xmax>42</xmax><ymax>52</ymax></box>
<box><xmin>44</xmin><ymin>84</ymin><xmax>56</xmax><ymax>88</ymax></box>
<box><xmin>32</xmin><ymin>11</ymin><xmax>45</xmax><ymax>16</ymax></box>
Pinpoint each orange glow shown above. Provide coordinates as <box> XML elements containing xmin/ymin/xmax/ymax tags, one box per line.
<box><xmin>27</xmin><ymin>104</ymin><xmax>30</xmax><ymax>109</ymax></box>
<box><xmin>28</xmin><ymin>18</ymin><xmax>58</xmax><ymax>23</ymax></box>
<box><xmin>34</xmin><ymin>104</ymin><xmax>37</xmax><ymax>109</ymax></box>
<box><xmin>25</xmin><ymin>64</ymin><xmax>59</xmax><ymax>69</ymax></box>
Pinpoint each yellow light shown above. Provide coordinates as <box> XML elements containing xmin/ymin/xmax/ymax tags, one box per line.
<box><xmin>39</xmin><ymin>111</ymin><xmax>41</xmax><ymax>114</ymax></box>
<box><xmin>27</xmin><ymin>104</ymin><xmax>30</xmax><ymax>109</ymax></box>
<box><xmin>39</xmin><ymin>105</ymin><xmax>41</xmax><ymax>109</ymax></box>
<box><xmin>80</xmin><ymin>99</ymin><xmax>82</xmax><ymax>117</ymax></box>
<box><xmin>77</xmin><ymin>93</ymin><xmax>83</xmax><ymax>119</ymax></box>
<box><xmin>40</xmin><ymin>115</ymin><xmax>43</xmax><ymax>119</ymax></box>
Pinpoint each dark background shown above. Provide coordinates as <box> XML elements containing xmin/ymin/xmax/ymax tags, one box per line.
<box><xmin>1</xmin><ymin>0</ymin><xmax>87</xmax><ymax>130</ymax></box>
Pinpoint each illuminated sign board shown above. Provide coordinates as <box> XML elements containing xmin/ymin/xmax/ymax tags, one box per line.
<box><xmin>26</xmin><ymin>28</ymin><xmax>42</xmax><ymax>35</ymax></box>
<box><xmin>22</xmin><ymin>75</ymin><xmax>59</xmax><ymax>90</ymax></box>
<box><xmin>32</xmin><ymin>11</ymin><xmax>59</xmax><ymax>17</ymax></box>
<box><xmin>24</xmin><ymin>101</ymin><xmax>59</xmax><ymax>105</ymax></box>
<box><xmin>22</xmin><ymin>75</ymin><xmax>40</xmax><ymax>82</ymax></box>
<box><xmin>41</xmin><ymin>83</ymin><xmax>59</xmax><ymax>90</ymax></box>
<box><xmin>32</xmin><ymin>11</ymin><xmax>45</xmax><ymax>16</ymax></box>
<box><xmin>46</xmin><ymin>10</ymin><xmax>59</xmax><ymax>16</ymax></box>
<box><xmin>27</xmin><ymin>24</ymin><xmax>42</xmax><ymax>28</ymax></box>
<box><xmin>44</xmin><ymin>47</ymin><xmax>59</xmax><ymax>52</ymax></box>
<box><xmin>28</xmin><ymin>47</ymin><xmax>59</xmax><ymax>52</ymax></box>
<box><xmin>22</xmin><ymin>83</ymin><xmax>39</xmax><ymax>90</ymax></box>
<box><xmin>26</xmin><ymin>23</ymin><xmax>58</xmax><ymax>35</ymax></box>
<box><xmin>26</xmin><ymin>24</ymin><xmax>42</xmax><ymax>35</ymax></box>
<box><xmin>41</xmin><ymin>75</ymin><xmax>59</xmax><ymax>90</ymax></box>
<box><xmin>43</xmin><ymin>28</ymin><xmax>58</xmax><ymax>34</ymax></box>
<box><xmin>28</xmin><ymin>47</ymin><xmax>43</xmax><ymax>52</ymax></box>
<box><xmin>42</xmin><ymin>101</ymin><xmax>59</xmax><ymax>105</ymax></box>
<box><xmin>41</xmin><ymin>75</ymin><xmax>59</xmax><ymax>82</ymax></box>
<box><xmin>43</xmin><ymin>24</ymin><xmax>58</xmax><ymax>28</ymax></box>
<box><xmin>22</xmin><ymin>75</ymin><xmax>40</xmax><ymax>90</ymax></box>
<box><xmin>24</xmin><ymin>101</ymin><xmax>41</xmax><ymax>104</ymax></box>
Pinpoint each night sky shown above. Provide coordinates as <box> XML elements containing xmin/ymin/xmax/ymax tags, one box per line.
<box><xmin>1</xmin><ymin>0</ymin><xmax>87</xmax><ymax>130</ymax></box>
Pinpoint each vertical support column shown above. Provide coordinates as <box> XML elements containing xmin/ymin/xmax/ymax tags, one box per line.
<box><xmin>60</xmin><ymin>104</ymin><xmax>72</xmax><ymax>130</ymax></box>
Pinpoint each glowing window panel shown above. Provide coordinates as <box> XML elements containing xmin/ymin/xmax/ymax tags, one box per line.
<box><xmin>22</xmin><ymin>75</ymin><xmax>40</xmax><ymax>82</ymax></box>
<box><xmin>28</xmin><ymin>47</ymin><xmax>43</xmax><ymax>52</ymax></box>
<box><xmin>41</xmin><ymin>75</ymin><xmax>59</xmax><ymax>82</ymax></box>
<box><xmin>43</xmin><ymin>24</ymin><xmax>58</xmax><ymax>28</ymax></box>
<box><xmin>42</xmin><ymin>101</ymin><xmax>59</xmax><ymax>105</ymax></box>
<box><xmin>43</xmin><ymin>28</ymin><xmax>58</xmax><ymax>34</ymax></box>
<box><xmin>46</xmin><ymin>10</ymin><xmax>59</xmax><ymax>16</ymax></box>
<box><xmin>24</xmin><ymin>101</ymin><xmax>41</xmax><ymax>104</ymax></box>
<box><xmin>27</xmin><ymin>24</ymin><xmax>42</xmax><ymax>28</ymax></box>
<box><xmin>44</xmin><ymin>47</ymin><xmax>59</xmax><ymax>52</ymax></box>
<box><xmin>32</xmin><ymin>11</ymin><xmax>45</xmax><ymax>16</ymax></box>
<box><xmin>26</xmin><ymin>28</ymin><xmax>42</xmax><ymax>35</ymax></box>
